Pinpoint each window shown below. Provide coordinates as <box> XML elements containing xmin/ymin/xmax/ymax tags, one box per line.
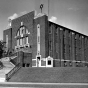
<box><xmin>38</xmin><ymin>36</ymin><xmax>40</xmax><ymax>43</ymax></box>
<box><xmin>23</xmin><ymin>27</ymin><xmax>25</xmax><ymax>34</ymax></box>
<box><xmin>16</xmin><ymin>26</ymin><xmax>29</xmax><ymax>37</ymax></box>
<box><xmin>49</xmin><ymin>41</ymin><xmax>52</xmax><ymax>51</ymax></box>
<box><xmin>37</xmin><ymin>24</ymin><xmax>40</xmax><ymax>43</ymax></box>
<box><xmin>64</xmin><ymin>61</ymin><xmax>67</xmax><ymax>67</ymax></box>
<box><xmin>26</xmin><ymin>64</ymin><xmax>30</xmax><ymax>67</ymax></box>
<box><xmin>22</xmin><ymin>38</ymin><xmax>25</xmax><ymax>45</ymax></box>
<box><xmin>16</xmin><ymin>25</ymin><xmax>29</xmax><ymax>49</ymax></box>
<box><xmin>26</xmin><ymin>29</ymin><xmax>28</xmax><ymax>34</ymax></box>
<box><xmin>23</xmin><ymin>63</ymin><xmax>25</xmax><ymax>67</ymax></box>
<box><xmin>56</xmin><ymin>28</ymin><xmax>58</xmax><ymax>36</ymax></box>
<box><xmin>49</xmin><ymin>25</ymin><xmax>52</xmax><ymax>34</ymax></box>
<box><xmin>17</xmin><ymin>39</ymin><xmax>19</xmax><ymax>46</ymax></box>
<box><xmin>20</xmin><ymin>38</ymin><xmax>22</xmax><ymax>45</ymax></box>
<box><xmin>17</xmin><ymin>31</ymin><xmax>19</xmax><ymax>36</ymax></box>
<box><xmin>20</xmin><ymin>27</ymin><xmax>22</xmax><ymax>35</ymax></box>
<box><xmin>26</xmin><ymin>36</ymin><xmax>28</xmax><ymax>44</ymax></box>
<box><xmin>6</xmin><ymin>35</ymin><xmax>8</xmax><ymax>48</ymax></box>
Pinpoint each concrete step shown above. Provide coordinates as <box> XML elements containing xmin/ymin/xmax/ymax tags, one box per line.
<box><xmin>1</xmin><ymin>57</ymin><xmax>15</xmax><ymax>68</ymax></box>
<box><xmin>1</xmin><ymin>57</ymin><xmax>9</xmax><ymax>62</ymax></box>
<box><xmin>0</xmin><ymin>67</ymin><xmax>13</xmax><ymax>82</ymax></box>
<box><xmin>0</xmin><ymin>57</ymin><xmax>15</xmax><ymax>82</ymax></box>
<box><xmin>2</xmin><ymin>62</ymin><xmax>14</xmax><ymax>67</ymax></box>
<box><xmin>0</xmin><ymin>78</ymin><xmax>5</xmax><ymax>82</ymax></box>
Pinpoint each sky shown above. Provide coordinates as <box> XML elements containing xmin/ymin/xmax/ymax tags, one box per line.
<box><xmin>0</xmin><ymin>0</ymin><xmax>88</xmax><ymax>40</ymax></box>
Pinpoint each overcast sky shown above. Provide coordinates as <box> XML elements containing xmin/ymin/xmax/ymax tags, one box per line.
<box><xmin>0</xmin><ymin>0</ymin><xmax>88</xmax><ymax>40</ymax></box>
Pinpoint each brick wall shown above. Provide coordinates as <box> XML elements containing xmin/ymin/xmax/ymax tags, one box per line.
<box><xmin>11</xmin><ymin>11</ymin><xmax>34</xmax><ymax>53</ymax></box>
<box><xmin>3</xmin><ymin>28</ymin><xmax>12</xmax><ymax>51</ymax></box>
<box><xmin>33</xmin><ymin>15</ymin><xmax>48</xmax><ymax>59</ymax></box>
<box><xmin>23</xmin><ymin>52</ymin><xmax>32</xmax><ymax>67</ymax></box>
<box><xmin>49</xmin><ymin>22</ymin><xmax>88</xmax><ymax>67</ymax></box>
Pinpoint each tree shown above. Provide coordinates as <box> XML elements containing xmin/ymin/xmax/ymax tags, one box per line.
<box><xmin>0</xmin><ymin>40</ymin><xmax>5</xmax><ymax>58</ymax></box>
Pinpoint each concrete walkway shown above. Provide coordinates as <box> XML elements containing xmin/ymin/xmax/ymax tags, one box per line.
<box><xmin>0</xmin><ymin>57</ymin><xmax>14</xmax><ymax>82</ymax></box>
<box><xmin>0</xmin><ymin>82</ymin><xmax>88</xmax><ymax>88</ymax></box>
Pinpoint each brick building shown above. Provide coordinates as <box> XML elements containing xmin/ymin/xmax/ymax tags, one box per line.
<box><xmin>3</xmin><ymin>11</ymin><xmax>88</xmax><ymax>67</ymax></box>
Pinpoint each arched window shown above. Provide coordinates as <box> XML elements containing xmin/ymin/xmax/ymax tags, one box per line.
<box><xmin>16</xmin><ymin>26</ymin><xmax>29</xmax><ymax>36</ymax></box>
<box><xmin>15</xmin><ymin>25</ymin><xmax>29</xmax><ymax>49</ymax></box>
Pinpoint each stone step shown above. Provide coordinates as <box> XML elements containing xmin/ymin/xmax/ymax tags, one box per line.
<box><xmin>2</xmin><ymin>62</ymin><xmax>14</xmax><ymax>67</ymax></box>
<box><xmin>0</xmin><ymin>57</ymin><xmax>15</xmax><ymax>82</ymax></box>
<box><xmin>0</xmin><ymin>78</ymin><xmax>5</xmax><ymax>82</ymax></box>
<box><xmin>1</xmin><ymin>57</ymin><xmax>9</xmax><ymax>62</ymax></box>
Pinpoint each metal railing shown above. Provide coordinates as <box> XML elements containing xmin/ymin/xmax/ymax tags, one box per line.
<box><xmin>5</xmin><ymin>63</ymin><xmax>21</xmax><ymax>81</ymax></box>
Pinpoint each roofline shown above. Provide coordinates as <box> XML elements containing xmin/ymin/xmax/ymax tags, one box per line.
<box><xmin>49</xmin><ymin>21</ymin><xmax>88</xmax><ymax>37</ymax></box>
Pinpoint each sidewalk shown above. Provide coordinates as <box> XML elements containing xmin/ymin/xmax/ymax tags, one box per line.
<box><xmin>0</xmin><ymin>57</ymin><xmax>14</xmax><ymax>82</ymax></box>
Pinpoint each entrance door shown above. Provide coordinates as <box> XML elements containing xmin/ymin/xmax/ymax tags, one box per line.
<box><xmin>23</xmin><ymin>53</ymin><xmax>32</xmax><ymax>67</ymax></box>
<box><xmin>36</xmin><ymin>55</ymin><xmax>41</xmax><ymax>67</ymax></box>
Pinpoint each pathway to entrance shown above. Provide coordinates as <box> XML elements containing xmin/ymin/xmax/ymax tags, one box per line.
<box><xmin>0</xmin><ymin>57</ymin><xmax>14</xmax><ymax>82</ymax></box>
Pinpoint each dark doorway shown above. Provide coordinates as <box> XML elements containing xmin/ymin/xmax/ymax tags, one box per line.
<box><xmin>48</xmin><ymin>60</ymin><xmax>51</xmax><ymax>65</ymax></box>
<box><xmin>26</xmin><ymin>63</ymin><xmax>30</xmax><ymax>67</ymax></box>
<box><xmin>23</xmin><ymin>63</ymin><xmax>25</xmax><ymax>67</ymax></box>
<box><xmin>23</xmin><ymin>53</ymin><xmax>32</xmax><ymax>67</ymax></box>
<box><xmin>37</xmin><ymin>56</ymin><xmax>40</xmax><ymax>60</ymax></box>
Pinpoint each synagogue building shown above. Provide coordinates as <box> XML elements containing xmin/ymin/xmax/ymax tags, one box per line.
<box><xmin>3</xmin><ymin>11</ymin><xmax>88</xmax><ymax>67</ymax></box>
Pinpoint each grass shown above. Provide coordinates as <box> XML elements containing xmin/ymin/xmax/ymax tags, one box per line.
<box><xmin>9</xmin><ymin>67</ymin><xmax>88</xmax><ymax>83</ymax></box>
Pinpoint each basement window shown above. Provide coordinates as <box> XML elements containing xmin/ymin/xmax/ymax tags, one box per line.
<box><xmin>69</xmin><ymin>61</ymin><xmax>72</xmax><ymax>67</ymax></box>
<box><xmin>64</xmin><ymin>61</ymin><xmax>67</xmax><ymax>67</ymax></box>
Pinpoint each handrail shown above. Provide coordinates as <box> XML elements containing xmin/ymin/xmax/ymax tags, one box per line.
<box><xmin>5</xmin><ymin>63</ymin><xmax>21</xmax><ymax>81</ymax></box>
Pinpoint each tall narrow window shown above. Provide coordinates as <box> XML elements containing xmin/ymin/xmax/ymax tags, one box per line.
<box><xmin>20</xmin><ymin>28</ymin><xmax>22</xmax><ymax>35</ymax></box>
<box><xmin>26</xmin><ymin>37</ymin><xmax>28</xmax><ymax>44</ymax></box>
<box><xmin>17</xmin><ymin>39</ymin><xmax>19</xmax><ymax>46</ymax></box>
<box><xmin>22</xmin><ymin>38</ymin><xmax>24</xmax><ymax>45</ymax></box>
<box><xmin>6</xmin><ymin>35</ymin><xmax>8</xmax><ymax>48</ymax></box>
<box><xmin>37</xmin><ymin>24</ymin><xmax>40</xmax><ymax>43</ymax></box>
<box><xmin>37</xmin><ymin>24</ymin><xmax>40</xmax><ymax>55</ymax></box>
<box><xmin>20</xmin><ymin>38</ymin><xmax>22</xmax><ymax>45</ymax></box>
<box><xmin>49</xmin><ymin>25</ymin><xmax>52</xmax><ymax>34</ymax></box>
<box><xmin>26</xmin><ymin>29</ymin><xmax>28</xmax><ymax>34</ymax></box>
<box><xmin>17</xmin><ymin>31</ymin><xmax>19</xmax><ymax>36</ymax></box>
<box><xmin>23</xmin><ymin>27</ymin><xmax>25</xmax><ymax>34</ymax></box>
<box><xmin>24</xmin><ymin>37</ymin><xmax>26</xmax><ymax>44</ymax></box>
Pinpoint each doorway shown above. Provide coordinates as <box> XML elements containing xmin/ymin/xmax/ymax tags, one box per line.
<box><xmin>36</xmin><ymin>55</ymin><xmax>41</xmax><ymax>67</ymax></box>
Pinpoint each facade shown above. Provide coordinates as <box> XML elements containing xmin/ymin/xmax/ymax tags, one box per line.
<box><xmin>3</xmin><ymin>11</ymin><xmax>88</xmax><ymax>67</ymax></box>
